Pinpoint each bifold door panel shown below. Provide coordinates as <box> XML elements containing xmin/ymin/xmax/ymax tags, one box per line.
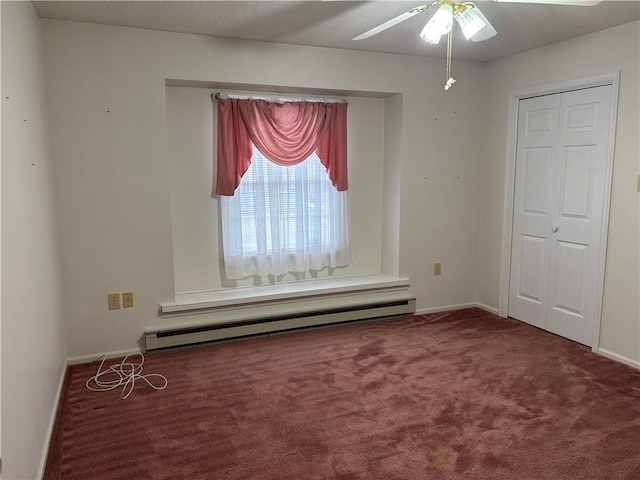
<box><xmin>509</xmin><ymin>85</ymin><xmax>612</xmax><ymax>346</ymax></box>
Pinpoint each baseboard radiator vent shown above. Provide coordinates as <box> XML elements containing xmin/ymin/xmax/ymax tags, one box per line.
<box><xmin>145</xmin><ymin>297</ymin><xmax>415</xmax><ymax>351</ymax></box>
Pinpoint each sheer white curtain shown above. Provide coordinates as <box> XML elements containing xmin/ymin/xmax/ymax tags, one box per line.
<box><xmin>221</xmin><ymin>147</ymin><xmax>352</xmax><ymax>280</ymax></box>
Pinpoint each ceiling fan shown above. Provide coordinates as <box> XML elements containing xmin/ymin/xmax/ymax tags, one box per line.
<box><xmin>353</xmin><ymin>0</ymin><xmax>601</xmax><ymax>90</ymax></box>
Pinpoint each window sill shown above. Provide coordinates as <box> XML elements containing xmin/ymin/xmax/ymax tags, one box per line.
<box><xmin>160</xmin><ymin>274</ymin><xmax>410</xmax><ymax>316</ymax></box>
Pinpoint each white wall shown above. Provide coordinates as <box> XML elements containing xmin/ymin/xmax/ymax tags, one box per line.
<box><xmin>1</xmin><ymin>2</ymin><xmax>68</xmax><ymax>478</ymax></box>
<box><xmin>397</xmin><ymin>80</ymin><xmax>484</xmax><ymax>310</ymax></box>
<box><xmin>166</xmin><ymin>87</ymin><xmax>385</xmax><ymax>292</ymax></box>
<box><xmin>382</xmin><ymin>94</ymin><xmax>403</xmax><ymax>277</ymax></box>
<box><xmin>479</xmin><ymin>21</ymin><xmax>640</xmax><ymax>365</ymax></box>
<box><xmin>41</xmin><ymin>20</ymin><xmax>486</xmax><ymax>358</ymax></box>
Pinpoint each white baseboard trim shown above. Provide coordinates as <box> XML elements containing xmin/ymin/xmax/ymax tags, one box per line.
<box><xmin>475</xmin><ymin>303</ymin><xmax>500</xmax><ymax>315</ymax></box>
<box><xmin>597</xmin><ymin>348</ymin><xmax>640</xmax><ymax>370</ymax></box>
<box><xmin>415</xmin><ymin>302</ymin><xmax>501</xmax><ymax>316</ymax></box>
<box><xmin>37</xmin><ymin>363</ymin><xmax>67</xmax><ymax>479</ymax></box>
<box><xmin>415</xmin><ymin>303</ymin><xmax>478</xmax><ymax>315</ymax></box>
<box><xmin>67</xmin><ymin>347</ymin><xmax>142</xmax><ymax>366</ymax></box>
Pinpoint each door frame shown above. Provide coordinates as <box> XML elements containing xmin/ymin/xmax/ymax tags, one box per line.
<box><xmin>498</xmin><ymin>72</ymin><xmax>620</xmax><ymax>352</ymax></box>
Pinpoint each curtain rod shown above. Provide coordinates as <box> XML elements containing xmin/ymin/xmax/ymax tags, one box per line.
<box><xmin>212</xmin><ymin>92</ymin><xmax>347</xmax><ymax>104</ymax></box>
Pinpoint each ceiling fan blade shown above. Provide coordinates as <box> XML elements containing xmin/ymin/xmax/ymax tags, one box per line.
<box><xmin>352</xmin><ymin>5</ymin><xmax>431</xmax><ymax>41</ymax></box>
<box><xmin>494</xmin><ymin>0</ymin><xmax>601</xmax><ymax>6</ymax></box>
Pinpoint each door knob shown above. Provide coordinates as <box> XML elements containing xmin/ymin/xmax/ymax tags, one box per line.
<box><xmin>551</xmin><ymin>226</ymin><xmax>559</xmax><ymax>233</ymax></box>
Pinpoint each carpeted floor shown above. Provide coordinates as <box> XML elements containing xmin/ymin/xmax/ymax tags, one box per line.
<box><xmin>44</xmin><ymin>308</ymin><xmax>640</xmax><ymax>480</ymax></box>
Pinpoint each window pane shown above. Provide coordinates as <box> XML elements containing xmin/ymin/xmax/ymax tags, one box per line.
<box><xmin>221</xmin><ymin>145</ymin><xmax>351</xmax><ymax>278</ymax></box>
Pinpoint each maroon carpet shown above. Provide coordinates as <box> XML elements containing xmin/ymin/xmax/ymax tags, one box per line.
<box><xmin>44</xmin><ymin>308</ymin><xmax>640</xmax><ymax>479</ymax></box>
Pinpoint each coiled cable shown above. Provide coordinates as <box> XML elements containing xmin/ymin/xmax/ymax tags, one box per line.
<box><xmin>85</xmin><ymin>352</ymin><xmax>168</xmax><ymax>399</ymax></box>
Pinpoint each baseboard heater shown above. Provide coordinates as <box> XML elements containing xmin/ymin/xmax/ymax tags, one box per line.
<box><xmin>145</xmin><ymin>297</ymin><xmax>415</xmax><ymax>351</ymax></box>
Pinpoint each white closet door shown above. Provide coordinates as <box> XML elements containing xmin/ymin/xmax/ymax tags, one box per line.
<box><xmin>545</xmin><ymin>86</ymin><xmax>611</xmax><ymax>345</ymax></box>
<box><xmin>509</xmin><ymin>93</ymin><xmax>560</xmax><ymax>330</ymax></box>
<box><xmin>509</xmin><ymin>85</ymin><xmax>612</xmax><ymax>346</ymax></box>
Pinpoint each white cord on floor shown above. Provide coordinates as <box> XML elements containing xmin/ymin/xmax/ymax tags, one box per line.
<box><xmin>85</xmin><ymin>352</ymin><xmax>168</xmax><ymax>399</ymax></box>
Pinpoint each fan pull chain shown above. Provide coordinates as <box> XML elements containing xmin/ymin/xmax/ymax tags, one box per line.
<box><xmin>445</xmin><ymin>29</ymin><xmax>456</xmax><ymax>90</ymax></box>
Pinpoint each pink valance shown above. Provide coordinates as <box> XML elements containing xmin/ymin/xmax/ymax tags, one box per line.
<box><xmin>215</xmin><ymin>98</ymin><xmax>348</xmax><ymax>196</ymax></box>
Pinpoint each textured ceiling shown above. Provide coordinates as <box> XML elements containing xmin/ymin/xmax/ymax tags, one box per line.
<box><xmin>32</xmin><ymin>1</ymin><xmax>640</xmax><ymax>62</ymax></box>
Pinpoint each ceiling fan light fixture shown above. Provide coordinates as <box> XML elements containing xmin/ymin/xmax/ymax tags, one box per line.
<box><xmin>455</xmin><ymin>4</ymin><xmax>486</xmax><ymax>40</ymax></box>
<box><xmin>353</xmin><ymin>0</ymin><xmax>599</xmax><ymax>91</ymax></box>
<box><xmin>420</xmin><ymin>2</ymin><xmax>454</xmax><ymax>44</ymax></box>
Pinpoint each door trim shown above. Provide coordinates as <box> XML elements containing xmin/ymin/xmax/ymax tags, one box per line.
<box><xmin>498</xmin><ymin>72</ymin><xmax>620</xmax><ymax>352</ymax></box>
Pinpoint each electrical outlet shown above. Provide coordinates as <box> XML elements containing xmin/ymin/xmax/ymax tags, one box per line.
<box><xmin>107</xmin><ymin>293</ymin><xmax>121</xmax><ymax>310</ymax></box>
<box><xmin>433</xmin><ymin>262</ymin><xmax>442</xmax><ymax>276</ymax></box>
<box><xmin>122</xmin><ymin>292</ymin><xmax>134</xmax><ymax>308</ymax></box>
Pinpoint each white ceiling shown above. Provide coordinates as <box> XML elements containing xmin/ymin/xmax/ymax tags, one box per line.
<box><xmin>32</xmin><ymin>1</ymin><xmax>640</xmax><ymax>62</ymax></box>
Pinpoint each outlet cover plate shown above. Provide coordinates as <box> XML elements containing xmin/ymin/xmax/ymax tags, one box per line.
<box><xmin>122</xmin><ymin>292</ymin><xmax>134</xmax><ymax>308</ymax></box>
<box><xmin>108</xmin><ymin>293</ymin><xmax>121</xmax><ymax>310</ymax></box>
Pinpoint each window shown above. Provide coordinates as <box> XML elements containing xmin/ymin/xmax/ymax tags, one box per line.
<box><xmin>215</xmin><ymin>96</ymin><xmax>351</xmax><ymax>279</ymax></box>
<box><xmin>221</xmin><ymin>146</ymin><xmax>351</xmax><ymax>279</ymax></box>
